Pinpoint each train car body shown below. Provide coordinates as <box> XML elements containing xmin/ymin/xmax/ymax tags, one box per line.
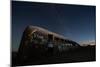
<box><xmin>17</xmin><ymin>26</ymin><xmax>80</xmax><ymax>61</ymax></box>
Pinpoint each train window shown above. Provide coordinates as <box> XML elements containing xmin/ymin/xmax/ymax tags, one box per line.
<box><xmin>65</xmin><ymin>43</ymin><xmax>72</xmax><ymax>46</ymax></box>
<box><xmin>32</xmin><ymin>33</ymin><xmax>47</xmax><ymax>45</ymax></box>
<box><xmin>40</xmin><ymin>38</ymin><xmax>47</xmax><ymax>45</ymax></box>
<box><xmin>47</xmin><ymin>41</ymin><xmax>54</xmax><ymax>48</ymax></box>
<box><xmin>65</xmin><ymin>43</ymin><xmax>69</xmax><ymax>46</ymax></box>
<box><xmin>58</xmin><ymin>45</ymin><xmax>61</xmax><ymax>49</ymax></box>
<box><xmin>32</xmin><ymin>32</ymin><xmax>37</xmax><ymax>38</ymax></box>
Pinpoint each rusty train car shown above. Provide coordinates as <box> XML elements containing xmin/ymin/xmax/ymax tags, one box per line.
<box><xmin>17</xmin><ymin>26</ymin><xmax>80</xmax><ymax>61</ymax></box>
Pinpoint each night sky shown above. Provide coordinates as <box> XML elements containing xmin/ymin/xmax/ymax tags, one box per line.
<box><xmin>12</xmin><ymin>1</ymin><xmax>96</xmax><ymax>51</ymax></box>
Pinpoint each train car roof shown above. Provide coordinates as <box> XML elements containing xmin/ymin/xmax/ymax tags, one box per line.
<box><xmin>26</xmin><ymin>25</ymin><xmax>68</xmax><ymax>40</ymax></box>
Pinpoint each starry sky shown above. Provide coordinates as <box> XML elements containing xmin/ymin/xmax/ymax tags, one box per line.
<box><xmin>12</xmin><ymin>1</ymin><xmax>96</xmax><ymax>51</ymax></box>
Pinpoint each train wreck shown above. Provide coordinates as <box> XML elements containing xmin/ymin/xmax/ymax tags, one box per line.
<box><xmin>17</xmin><ymin>25</ymin><xmax>80</xmax><ymax>62</ymax></box>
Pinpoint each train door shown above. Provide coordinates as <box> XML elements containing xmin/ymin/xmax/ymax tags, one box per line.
<box><xmin>47</xmin><ymin>34</ymin><xmax>54</xmax><ymax>56</ymax></box>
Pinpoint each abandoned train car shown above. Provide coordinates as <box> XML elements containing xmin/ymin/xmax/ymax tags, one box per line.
<box><xmin>17</xmin><ymin>26</ymin><xmax>80</xmax><ymax>61</ymax></box>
